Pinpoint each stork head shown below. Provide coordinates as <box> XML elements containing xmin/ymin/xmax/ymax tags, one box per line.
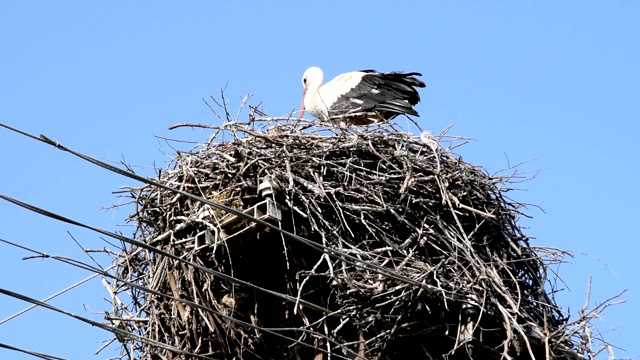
<box><xmin>299</xmin><ymin>66</ymin><xmax>324</xmax><ymax>119</ymax></box>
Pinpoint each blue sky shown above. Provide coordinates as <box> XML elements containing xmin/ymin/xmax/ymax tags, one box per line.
<box><xmin>0</xmin><ymin>1</ymin><xmax>638</xmax><ymax>359</ymax></box>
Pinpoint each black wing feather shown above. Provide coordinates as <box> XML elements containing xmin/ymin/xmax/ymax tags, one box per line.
<box><xmin>330</xmin><ymin>70</ymin><xmax>425</xmax><ymax>120</ymax></box>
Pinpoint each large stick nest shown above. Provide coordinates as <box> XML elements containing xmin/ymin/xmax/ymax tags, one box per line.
<box><xmin>108</xmin><ymin>117</ymin><xmax>589</xmax><ymax>359</ymax></box>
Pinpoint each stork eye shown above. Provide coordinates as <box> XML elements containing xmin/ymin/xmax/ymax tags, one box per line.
<box><xmin>303</xmin><ymin>78</ymin><xmax>307</xmax><ymax>85</ymax></box>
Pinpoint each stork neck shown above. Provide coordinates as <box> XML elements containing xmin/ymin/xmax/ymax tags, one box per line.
<box><xmin>304</xmin><ymin>80</ymin><xmax>322</xmax><ymax>109</ymax></box>
<box><xmin>308</xmin><ymin>76</ymin><xmax>323</xmax><ymax>96</ymax></box>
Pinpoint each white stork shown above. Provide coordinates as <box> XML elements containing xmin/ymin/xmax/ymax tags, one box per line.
<box><xmin>299</xmin><ymin>66</ymin><xmax>425</xmax><ymax>125</ymax></box>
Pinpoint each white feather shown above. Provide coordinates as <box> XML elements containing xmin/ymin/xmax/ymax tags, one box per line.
<box><xmin>302</xmin><ymin>67</ymin><xmax>366</xmax><ymax>119</ymax></box>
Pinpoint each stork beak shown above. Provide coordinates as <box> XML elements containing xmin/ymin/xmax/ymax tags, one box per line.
<box><xmin>298</xmin><ymin>87</ymin><xmax>307</xmax><ymax>119</ymax></box>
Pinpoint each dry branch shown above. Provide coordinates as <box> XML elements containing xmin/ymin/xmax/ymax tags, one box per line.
<box><xmin>0</xmin><ymin>120</ymin><xmax>620</xmax><ymax>360</ymax></box>
<box><xmin>103</xmin><ymin>112</ymin><xmax>617</xmax><ymax>360</ymax></box>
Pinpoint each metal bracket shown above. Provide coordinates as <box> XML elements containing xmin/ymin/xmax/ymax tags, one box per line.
<box><xmin>195</xmin><ymin>198</ymin><xmax>283</xmax><ymax>250</ymax></box>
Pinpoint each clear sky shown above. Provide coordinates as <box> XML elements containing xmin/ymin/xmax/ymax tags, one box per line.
<box><xmin>0</xmin><ymin>1</ymin><xmax>638</xmax><ymax>359</ymax></box>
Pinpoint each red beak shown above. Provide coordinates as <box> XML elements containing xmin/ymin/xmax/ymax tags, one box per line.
<box><xmin>298</xmin><ymin>87</ymin><xmax>307</xmax><ymax>119</ymax></box>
